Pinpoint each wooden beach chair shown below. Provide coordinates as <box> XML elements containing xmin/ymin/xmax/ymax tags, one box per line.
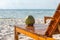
<box><xmin>14</xmin><ymin>4</ymin><xmax>60</xmax><ymax>40</ymax></box>
<box><xmin>45</xmin><ymin>3</ymin><xmax>60</xmax><ymax>37</ymax></box>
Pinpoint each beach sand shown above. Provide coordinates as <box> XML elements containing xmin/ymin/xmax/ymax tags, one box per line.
<box><xmin>0</xmin><ymin>18</ymin><xmax>53</xmax><ymax>40</ymax></box>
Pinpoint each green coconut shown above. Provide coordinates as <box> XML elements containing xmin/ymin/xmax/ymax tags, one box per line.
<box><xmin>25</xmin><ymin>15</ymin><xmax>35</xmax><ymax>26</ymax></box>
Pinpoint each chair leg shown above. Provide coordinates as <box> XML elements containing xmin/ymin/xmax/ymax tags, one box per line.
<box><xmin>15</xmin><ymin>32</ymin><xmax>18</xmax><ymax>40</ymax></box>
<box><xmin>14</xmin><ymin>26</ymin><xmax>18</xmax><ymax>40</ymax></box>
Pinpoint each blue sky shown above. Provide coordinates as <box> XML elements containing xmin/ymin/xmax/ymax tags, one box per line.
<box><xmin>0</xmin><ymin>0</ymin><xmax>60</xmax><ymax>9</ymax></box>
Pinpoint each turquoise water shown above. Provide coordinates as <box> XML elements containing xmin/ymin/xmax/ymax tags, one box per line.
<box><xmin>0</xmin><ymin>9</ymin><xmax>55</xmax><ymax>19</ymax></box>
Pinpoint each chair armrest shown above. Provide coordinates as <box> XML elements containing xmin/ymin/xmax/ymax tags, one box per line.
<box><xmin>44</xmin><ymin>16</ymin><xmax>54</xmax><ymax>23</ymax></box>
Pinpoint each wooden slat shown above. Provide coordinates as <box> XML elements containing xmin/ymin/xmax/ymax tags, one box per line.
<box><xmin>15</xmin><ymin>26</ymin><xmax>55</xmax><ymax>40</ymax></box>
<box><xmin>45</xmin><ymin>4</ymin><xmax>60</xmax><ymax>36</ymax></box>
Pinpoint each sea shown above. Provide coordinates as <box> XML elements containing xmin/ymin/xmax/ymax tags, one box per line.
<box><xmin>0</xmin><ymin>9</ymin><xmax>55</xmax><ymax>19</ymax></box>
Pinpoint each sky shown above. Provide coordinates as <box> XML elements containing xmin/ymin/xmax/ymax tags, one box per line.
<box><xmin>0</xmin><ymin>0</ymin><xmax>60</xmax><ymax>9</ymax></box>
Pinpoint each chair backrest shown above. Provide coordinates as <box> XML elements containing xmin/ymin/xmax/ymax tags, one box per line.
<box><xmin>45</xmin><ymin>4</ymin><xmax>60</xmax><ymax>37</ymax></box>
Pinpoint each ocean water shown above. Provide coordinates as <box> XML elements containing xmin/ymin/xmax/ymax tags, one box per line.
<box><xmin>0</xmin><ymin>9</ymin><xmax>55</xmax><ymax>19</ymax></box>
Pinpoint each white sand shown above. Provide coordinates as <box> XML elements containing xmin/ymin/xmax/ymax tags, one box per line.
<box><xmin>0</xmin><ymin>18</ymin><xmax>59</xmax><ymax>40</ymax></box>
